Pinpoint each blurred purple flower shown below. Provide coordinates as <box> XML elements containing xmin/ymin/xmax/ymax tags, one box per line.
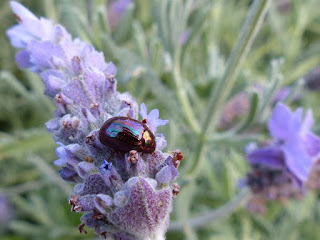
<box><xmin>272</xmin><ymin>87</ymin><xmax>300</xmax><ymax>102</ymax></box>
<box><xmin>0</xmin><ymin>195</ymin><xmax>15</xmax><ymax>228</ymax></box>
<box><xmin>7</xmin><ymin>2</ymin><xmax>181</xmax><ymax>239</ymax></box>
<box><xmin>107</xmin><ymin>0</ymin><xmax>133</xmax><ymax>30</ymax></box>
<box><xmin>305</xmin><ymin>66</ymin><xmax>320</xmax><ymax>91</ymax></box>
<box><xmin>218</xmin><ymin>92</ymin><xmax>250</xmax><ymax>129</ymax></box>
<box><xmin>179</xmin><ymin>29</ymin><xmax>190</xmax><ymax>45</ymax></box>
<box><xmin>268</xmin><ymin>103</ymin><xmax>320</xmax><ymax>182</ymax></box>
<box><xmin>218</xmin><ymin>85</ymin><xmax>302</xmax><ymax>130</ymax></box>
<box><xmin>276</xmin><ymin>0</ymin><xmax>292</xmax><ymax>13</ymax></box>
<box><xmin>245</xmin><ymin>103</ymin><xmax>320</xmax><ymax>213</ymax></box>
<box><xmin>246</xmin><ymin>143</ymin><xmax>305</xmax><ymax>214</ymax></box>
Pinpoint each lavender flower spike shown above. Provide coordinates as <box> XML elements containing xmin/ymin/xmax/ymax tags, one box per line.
<box><xmin>245</xmin><ymin>103</ymin><xmax>320</xmax><ymax>213</ymax></box>
<box><xmin>7</xmin><ymin>2</ymin><xmax>182</xmax><ymax>239</ymax></box>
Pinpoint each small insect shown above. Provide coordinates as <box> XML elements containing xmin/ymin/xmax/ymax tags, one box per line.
<box><xmin>99</xmin><ymin>117</ymin><xmax>156</xmax><ymax>153</ymax></box>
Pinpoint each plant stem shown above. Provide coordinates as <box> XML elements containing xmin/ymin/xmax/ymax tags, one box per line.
<box><xmin>0</xmin><ymin>131</ymin><xmax>55</xmax><ymax>161</ymax></box>
<box><xmin>0</xmin><ymin>181</ymin><xmax>49</xmax><ymax>196</ymax></box>
<box><xmin>187</xmin><ymin>0</ymin><xmax>271</xmax><ymax>178</ymax></box>
<box><xmin>204</xmin><ymin>0</ymin><xmax>271</xmax><ymax>133</ymax></box>
<box><xmin>209</xmin><ymin>133</ymin><xmax>263</xmax><ymax>145</ymax></box>
<box><xmin>168</xmin><ymin>188</ymin><xmax>251</xmax><ymax>231</ymax></box>
<box><xmin>173</xmin><ymin>52</ymin><xmax>201</xmax><ymax>134</ymax></box>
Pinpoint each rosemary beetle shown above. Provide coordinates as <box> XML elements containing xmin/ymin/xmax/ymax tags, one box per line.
<box><xmin>99</xmin><ymin>117</ymin><xmax>156</xmax><ymax>153</ymax></box>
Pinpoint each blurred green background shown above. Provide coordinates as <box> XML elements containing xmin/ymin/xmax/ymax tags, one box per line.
<box><xmin>1</xmin><ymin>0</ymin><xmax>320</xmax><ymax>239</ymax></box>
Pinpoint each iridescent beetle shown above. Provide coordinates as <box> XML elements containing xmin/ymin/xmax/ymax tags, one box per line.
<box><xmin>99</xmin><ymin>117</ymin><xmax>156</xmax><ymax>153</ymax></box>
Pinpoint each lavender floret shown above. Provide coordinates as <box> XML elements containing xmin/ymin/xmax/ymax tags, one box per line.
<box><xmin>7</xmin><ymin>2</ymin><xmax>182</xmax><ymax>239</ymax></box>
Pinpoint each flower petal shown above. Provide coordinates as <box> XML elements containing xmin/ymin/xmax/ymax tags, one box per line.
<box><xmin>247</xmin><ymin>146</ymin><xmax>285</xmax><ymax>169</ymax></box>
<box><xmin>283</xmin><ymin>139</ymin><xmax>314</xmax><ymax>182</ymax></box>
<box><xmin>15</xmin><ymin>50</ymin><xmax>31</xmax><ymax>68</ymax></box>
<box><xmin>156</xmin><ymin>165</ymin><xmax>178</xmax><ymax>183</ymax></box>
<box><xmin>301</xmin><ymin>109</ymin><xmax>314</xmax><ymax>133</ymax></box>
<box><xmin>6</xmin><ymin>25</ymin><xmax>33</xmax><ymax>48</ymax></box>
<box><xmin>139</xmin><ymin>103</ymin><xmax>147</xmax><ymax>119</ymax></box>
<box><xmin>10</xmin><ymin>1</ymin><xmax>37</xmax><ymax>21</ymax></box>
<box><xmin>148</xmin><ymin>109</ymin><xmax>159</xmax><ymax>119</ymax></box>
<box><xmin>304</xmin><ymin>133</ymin><xmax>320</xmax><ymax>157</ymax></box>
<box><xmin>29</xmin><ymin>41</ymin><xmax>65</xmax><ymax>69</ymax></box>
<box><xmin>268</xmin><ymin>103</ymin><xmax>292</xmax><ymax>140</ymax></box>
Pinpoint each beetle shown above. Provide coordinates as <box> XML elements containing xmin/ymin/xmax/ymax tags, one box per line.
<box><xmin>99</xmin><ymin>117</ymin><xmax>156</xmax><ymax>153</ymax></box>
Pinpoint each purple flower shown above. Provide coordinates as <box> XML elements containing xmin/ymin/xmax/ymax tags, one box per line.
<box><xmin>179</xmin><ymin>29</ymin><xmax>190</xmax><ymax>45</ymax></box>
<box><xmin>247</xmin><ymin>103</ymin><xmax>320</xmax><ymax>183</ymax></box>
<box><xmin>268</xmin><ymin>103</ymin><xmax>320</xmax><ymax>182</ymax></box>
<box><xmin>140</xmin><ymin>103</ymin><xmax>168</xmax><ymax>133</ymax></box>
<box><xmin>245</xmin><ymin>103</ymin><xmax>320</xmax><ymax>212</ymax></box>
<box><xmin>305</xmin><ymin>66</ymin><xmax>320</xmax><ymax>91</ymax></box>
<box><xmin>7</xmin><ymin>2</ymin><xmax>181</xmax><ymax>239</ymax></box>
<box><xmin>7</xmin><ymin>1</ymin><xmax>55</xmax><ymax>48</ymax></box>
<box><xmin>0</xmin><ymin>195</ymin><xmax>15</xmax><ymax>228</ymax></box>
<box><xmin>218</xmin><ymin>92</ymin><xmax>250</xmax><ymax>129</ymax></box>
<box><xmin>272</xmin><ymin>87</ymin><xmax>300</xmax><ymax>103</ymax></box>
<box><xmin>107</xmin><ymin>0</ymin><xmax>133</xmax><ymax>30</ymax></box>
<box><xmin>246</xmin><ymin>143</ymin><xmax>305</xmax><ymax>214</ymax></box>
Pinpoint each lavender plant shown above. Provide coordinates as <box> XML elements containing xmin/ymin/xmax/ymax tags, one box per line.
<box><xmin>4</xmin><ymin>0</ymin><xmax>320</xmax><ymax>239</ymax></box>
<box><xmin>7</xmin><ymin>2</ymin><xmax>182</xmax><ymax>239</ymax></box>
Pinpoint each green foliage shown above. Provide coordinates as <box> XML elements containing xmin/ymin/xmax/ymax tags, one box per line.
<box><xmin>1</xmin><ymin>0</ymin><xmax>320</xmax><ymax>239</ymax></box>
